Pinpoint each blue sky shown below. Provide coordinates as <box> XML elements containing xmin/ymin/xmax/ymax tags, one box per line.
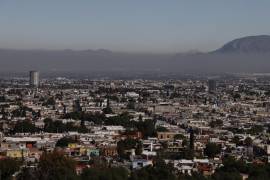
<box><xmin>0</xmin><ymin>0</ymin><xmax>269</xmax><ymax>53</ymax></box>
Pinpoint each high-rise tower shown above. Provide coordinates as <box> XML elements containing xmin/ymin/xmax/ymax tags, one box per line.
<box><xmin>208</xmin><ymin>79</ymin><xmax>217</xmax><ymax>93</ymax></box>
<box><xmin>29</xmin><ymin>71</ymin><xmax>39</xmax><ymax>87</ymax></box>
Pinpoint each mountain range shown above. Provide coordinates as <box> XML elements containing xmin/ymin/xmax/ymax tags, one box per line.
<box><xmin>1</xmin><ymin>35</ymin><xmax>270</xmax><ymax>74</ymax></box>
<box><xmin>213</xmin><ymin>35</ymin><xmax>270</xmax><ymax>54</ymax></box>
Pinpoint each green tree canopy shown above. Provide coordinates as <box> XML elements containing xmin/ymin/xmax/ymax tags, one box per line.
<box><xmin>56</xmin><ymin>137</ymin><xmax>78</xmax><ymax>148</ymax></box>
<box><xmin>81</xmin><ymin>167</ymin><xmax>128</xmax><ymax>180</ymax></box>
<box><xmin>117</xmin><ymin>138</ymin><xmax>142</xmax><ymax>159</ymax></box>
<box><xmin>0</xmin><ymin>158</ymin><xmax>21</xmax><ymax>180</ymax></box>
<box><xmin>12</xmin><ymin>120</ymin><xmax>38</xmax><ymax>134</ymax></box>
<box><xmin>204</xmin><ymin>143</ymin><xmax>221</xmax><ymax>158</ymax></box>
<box><xmin>244</xmin><ymin>137</ymin><xmax>253</xmax><ymax>146</ymax></box>
<box><xmin>130</xmin><ymin>159</ymin><xmax>176</xmax><ymax>180</ymax></box>
<box><xmin>155</xmin><ymin>126</ymin><xmax>168</xmax><ymax>132</ymax></box>
<box><xmin>36</xmin><ymin>150</ymin><xmax>78</xmax><ymax>180</ymax></box>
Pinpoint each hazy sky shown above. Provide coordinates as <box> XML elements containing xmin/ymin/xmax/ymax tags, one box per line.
<box><xmin>0</xmin><ymin>0</ymin><xmax>269</xmax><ymax>53</ymax></box>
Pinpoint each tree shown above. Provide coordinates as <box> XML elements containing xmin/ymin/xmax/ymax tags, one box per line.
<box><xmin>248</xmin><ymin>163</ymin><xmax>270</xmax><ymax>180</ymax></box>
<box><xmin>211</xmin><ymin>156</ymin><xmax>244</xmax><ymax>180</ymax></box>
<box><xmin>182</xmin><ymin>139</ymin><xmax>188</xmax><ymax>147</ymax></box>
<box><xmin>130</xmin><ymin>159</ymin><xmax>176</xmax><ymax>180</ymax></box>
<box><xmin>42</xmin><ymin>97</ymin><xmax>56</xmax><ymax>106</ymax></box>
<box><xmin>233</xmin><ymin>93</ymin><xmax>241</xmax><ymax>100</ymax></box>
<box><xmin>209</xmin><ymin>119</ymin><xmax>223</xmax><ymax>128</ymax></box>
<box><xmin>217</xmin><ymin>157</ymin><xmax>270</xmax><ymax>180</ymax></box>
<box><xmin>174</xmin><ymin>134</ymin><xmax>185</xmax><ymax>140</ymax></box>
<box><xmin>18</xmin><ymin>167</ymin><xmax>38</xmax><ymax>180</ymax></box>
<box><xmin>43</xmin><ymin>118</ymin><xmax>54</xmax><ymax>132</ymax></box>
<box><xmin>0</xmin><ymin>106</ymin><xmax>8</xmax><ymax>119</ymax></box>
<box><xmin>104</xmin><ymin>113</ymin><xmax>135</xmax><ymax>128</ymax></box>
<box><xmin>135</xmin><ymin>142</ymin><xmax>143</xmax><ymax>155</ymax></box>
<box><xmin>155</xmin><ymin>126</ymin><xmax>168</xmax><ymax>132</ymax></box>
<box><xmin>89</xmin><ymin>156</ymin><xmax>108</xmax><ymax>169</ymax></box>
<box><xmin>232</xmin><ymin>136</ymin><xmax>241</xmax><ymax>146</ymax></box>
<box><xmin>65</xmin><ymin>122</ymin><xmax>78</xmax><ymax>132</ymax></box>
<box><xmin>36</xmin><ymin>150</ymin><xmax>78</xmax><ymax>180</ymax></box>
<box><xmin>0</xmin><ymin>96</ymin><xmax>6</xmax><ymax>102</ymax></box>
<box><xmin>137</xmin><ymin>119</ymin><xmax>156</xmax><ymax>138</ymax></box>
<box><xmin>44</xmin><ymin>119</ymin><xmax>66</xmax><ymax>133</ymax></box>
<box><xmin>127</xmin><ymin>99</ymin><xmax>136</xmax><ymax>109</ymax></box>
<box><xmin>189</xmin><ymin>128</ymin><xmax>194</xmax><ymax>150</ymax></box>
<box><xmin>211</xmin><ymin>171</ymin><xmax>242</xmax><ymax>180</ymax></box>
<box><xmin>81</xmin><ymin>167</ymin><xmax>128</xmax><ymax>180</ymax></box>
<box><xmin>204</xmin><ymin>143</ymin><xmax>221</xmax><ymax>158</ymax></box>
<box><xmin>244</xmin><ymin>137</ymin><xmax>253</xmax><ymax>146</ymax></box>
<box><xmin>178</xmin><ymin>172</ymin><xmax>207</xmax><ymax>180</ymax></box>
<box><xmin>102</xmin><ymin>106</ymin><xmax>113</xmax><ymax>114</ymax></box>
<box><xmin>56</xmin><ymin>137</ymin><xmax>78</xmax><ymax>148</ymax></box>
<box><xmin>0</xmin><ymin>158</ymin><xmax>21</xmax><ymax>180</ymax></box>
<box><xmin>248</xmin><ymin>125</ymin><xmax>263</xmax><ymax>135</ymax></box>
<box><xmin>12</xmin><ymin>120</ymin><xmax>38</xmax><ymax>134</ymax></box>
<box><xmin>117</xmin><ymin>138</ymin><xmax>141</xmax><ymax>159</ymax></box>
<box><xmin>11</xmin><ymin>106</ymin><xmax>27</xmax><ymax>117</ymax></box>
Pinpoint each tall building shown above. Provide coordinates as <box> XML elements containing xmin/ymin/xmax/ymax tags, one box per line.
<box><xmin>29</xmin><ymin>71</ymin><xmax>39</xmax><ymax>87</ymax></box>
<box><xmin>208</xmin><ymin>79</ymin><xmax>217</xmax><ymax>93</ymax></box>
<box><xmin>189</xmin><ymin>128</ymin><xmax>194</xmax><ymax>150</ymax></box>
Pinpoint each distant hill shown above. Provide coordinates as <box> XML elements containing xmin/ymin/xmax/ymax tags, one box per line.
<box><xmin>213</xmin><ymin>35</ymin><xmax>270</xmax><ymax>53</ymax></box>
<box><xmin>2</xmin><ymin>35</ymin><xmax>270</xmax><ymax>74</ymax></box>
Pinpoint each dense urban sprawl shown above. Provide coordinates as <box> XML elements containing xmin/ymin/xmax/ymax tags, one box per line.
<box><xmin>0</xmin><ymin>74</ymin><xmax>270</xmax><ymax>180</ymax></box>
